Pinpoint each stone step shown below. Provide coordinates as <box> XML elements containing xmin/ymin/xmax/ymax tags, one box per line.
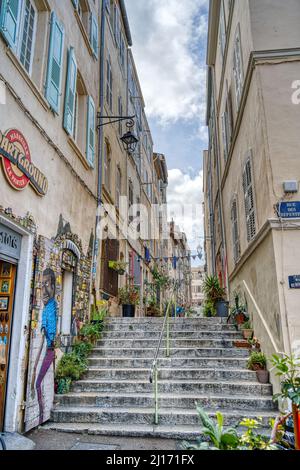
<box><xmin>97</xmin><ymin>338</ymin><xmax>239</xmax><ymax>348</ymax></box>
<box><xmin>91</xmin><ymin>347</ymin><xmax>250</xmax><ymax>358</ymax></box>
<box><xmin>84</xmin><ymin>367</ymin><xmax>257</xmax><ymax>382</ymax></box>
<box><xmin>87</xmin><ymin>356</ymin><xmax>249</xmax><ymax>369</ymax></box>
<box><xmin>71</xmin><ymin>379</ymin><xmax>272</xmax><ymax>396</ymax></box>
<box><xmin>55</xmin><ymin>392</ymin><xmax>277</xmax><ymax>411</ymax></box>
<box><xmin>50</xmin><ymin>405</ymin><xmax>276</xmax><ymax>428</ymax></box>
<box><xmin>101</xmin><ymin>330</ymin><xmax>242</xmax><ymax>339</ymax></box>
<box><xmin>106</xmin><ymin>317</ymin><xmax>228</xmax><ymax>323</ymax></box>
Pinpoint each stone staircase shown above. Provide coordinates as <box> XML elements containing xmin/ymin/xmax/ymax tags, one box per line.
<box><xmin>44</xmin><ymin>317</ymin><xmax>277</xmax><ymax>440</ymax></box>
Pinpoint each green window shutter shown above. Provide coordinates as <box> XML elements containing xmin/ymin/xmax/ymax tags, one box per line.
<box><xmin>86</xmin><ymin>95</ymin><xmax>95</xmax><ymax>168</ymax></box>
<box><xmin>45</xmin><ymin>11</ymin><xmax>65</xmax><ymax>114</ymax></box>
<box><xmin>90</xmin><ymin>12</ymin><xmax>98</xmax><ymax>59</ymax></box>
<box><xmin>0</xmin><ymin>0</ymin><xmax>20</xmax><ymax>49</ymax></box>
<box><xmin>71</xmin><ymin>0</ymin><xmax>78</xmax><ymax>9</ymax></box>
<box><xmin>63</xmin><ymin>47</ymin><xmax>77</xmax><ymax>135</ymax></box>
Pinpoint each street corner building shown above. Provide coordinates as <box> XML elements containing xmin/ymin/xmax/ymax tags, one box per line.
<box><xmin>204</xmin><ymin>0</ymin><xmax>300</xmax><ymax>393</ymax></box>
<box><xmin>0</xmin><ymin>0</ymin><xmax>100</xmax><ymax>433</ymax></box>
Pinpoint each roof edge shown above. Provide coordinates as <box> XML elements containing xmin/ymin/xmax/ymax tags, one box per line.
<box><xmin>120</xmin><ymin>0</ymin><xmax>133</xmax><ymax>47</ymax></box>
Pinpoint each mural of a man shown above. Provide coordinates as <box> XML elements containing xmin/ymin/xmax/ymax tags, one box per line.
<box><xmin>31</xmin><ymin>268</ymin><xmax>57</xmax><ymax>425</ymax></box>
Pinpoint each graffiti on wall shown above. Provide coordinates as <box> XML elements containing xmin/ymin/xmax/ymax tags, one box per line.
<box><xmin>24</xmin><ymin>231</ymin><xmax>92</xmax><ymax>431</ymax></box>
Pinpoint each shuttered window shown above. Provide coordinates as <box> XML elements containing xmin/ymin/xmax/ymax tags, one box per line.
<box><xmin>45</xmin><ymin>11</ymin><xmax>64</xmax><ymax>114</ymax></box>
<box><xmin>114</xmin><ymin>3</ymin><xmax>120</xmax><ymax>47</ymax></box>
<box><xmin>116</xmin><ymin>166</ymin><xmax>121</xmax><ymax>208</ymax></box>
<box><xmin>118</xmin><ymin>96</ymin><xmax>123</xmax><ymax>135</ymax></box>
<box><xmin>0</xmin><ymin>0</ymin><xmax>20</xmax><ymax>49</ymax></box>
<box><xmin>219</xmin><ymin>0</ymin><xmax>226</xmax><ymax>57</ymax></box>
<box><xmin>64</xmin><ymin>47</ymin><xmax>77</xmax><ymax>136</ymax></box>
<box><xmin>86</xmin><ymin>95</ymin><xmax>95</xmax><ymax>167</ymax></box>
<box><xmin>242</xmin><ymin>156</ymin><xmax>256</xmax><ymax>242</ymax></box>
<box><xmin>106</xmin><ymin>57</ymin><xmax>113</xmax><ymax>110</ymax></box>
<box><xmin>90</xmin><ymin>12</ymin><xmax>98</xmax><ymax>58</ymax></box>
<box><xmin>104</xmin><ymin>142</ymin><xmax>111</xmax><ymax>190</ymax></box>
<box><xmin>233</xmin><ymin>24</ymin><xmax>244</xmax><ymax>108</ymax></box>
<box><xmin>231</xmin><ymin>198</ymin><xmax>240</xmax><ymax>263</ymax></box>
<box><xmin>19</xmin><ymin>0</ymin><xmax>37</xmax><ymax>74</ymax></box>
<box><xmin>221</xmin><ymin>86</ymin><xmax>233</xmax><ymax>162</ymax></box>
<box><xmin>120</xmin><ymin>33</ymin><xmax>125</xmax><ymax>70</ymax></box>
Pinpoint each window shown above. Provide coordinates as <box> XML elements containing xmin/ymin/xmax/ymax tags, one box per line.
<box><xmin>221</xmin><ymin>84</ymin><xmax>233</xmax><ymax>161</ymax></box>
<box><xmin>219</xmin><ymin>0</ymin><xmax>226</xmax><ymax>57</ymax></box>
<box><xmin>242</xmin><ymin>155</ymin><xmax>256</xmax><ymax>242</ymax></box>
<box><xmin>104</xmin><ymin>141</ymin><xmax>111</xmax><ymax>191</ymax></box>
<box><xmin>129</xmin><ymin>180</ymin><xmax>133</xmax><ymax>207</ymax></box>
<box><xmin>114</xmin><ymin>3</ymin><xmax>120</xmax><ymax>47</ymax></box>
<box><xmin>0</xmin><ymin>0</ymin><xmax>38</xmax><ymax>75</ymax></box>
<box><xmin>64</xmin><ymin>47</ymin><xmax>77</xmax><ymax>137</ymax></box>
<box><xmin>118</xmin><ymin>96</ymin><xmax>123</xmax><ymax>136</ymax></box>
<box><xmin>116</xmin><ymin>166</ymin><xmax>121</xmax><ymax>208</ymax></box>
<box><xmin>120</xmin><ymin>33</ymin><xmax>125</xmax><ymax>70</ymax></box>
<box><xmin>106</xmin><ymin>57</ymin><xmax>113</xmax><ymax>110</ymax></box>
<box><xmin>89</xmin><ymin>12</ymin><xmax>98</xmax><ymax>58</ymax></box>
<box><xmin>86</xmin><ymin>95</ymin><xmax>95</xmax><ymax>167</ymax></box>
<box><xmin>45</xmin><ymin>11</ymin><xmax>65</xmax><ymax>114</ymax></box>
<box><xmin>231</xmin><ymin>197</ymin><xmax>240</xmax><ymax>263</ymax></box>
<box><xmin>233</xmin><ymin>24</ymin><xmax>244</xmax><ymax>108</ymax></box>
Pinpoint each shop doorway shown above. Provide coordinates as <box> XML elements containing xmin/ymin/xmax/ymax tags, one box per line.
<box><xmin>0</xmin><ymin>260</ymin><xmax>17</xmax><ymax>432</ymax></box>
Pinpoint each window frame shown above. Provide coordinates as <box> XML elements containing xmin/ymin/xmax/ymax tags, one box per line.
<box><xmin>17</xmin><ymin>0</ymin><xmax>38</xmax><ymax>76</ymax></box>
<box><xmin>242</xmin><ymin>153</ymin><xmax>256</xmax><ymax>243</ymax></box>
<box><xmin>233</xmin><ymin>23</ymin><xmax>244</xmax><ymax>109</ymax></box>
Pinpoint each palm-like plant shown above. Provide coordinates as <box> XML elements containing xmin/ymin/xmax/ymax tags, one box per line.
<box><xmin>182</xmin><ymin>406</ymin><xmax>239</xmax><ymax>450</ymax></box>
<box><xmin>202</xmin><ymin>275</ymin><xmax>226</xmax><ymax>302</ymax></box>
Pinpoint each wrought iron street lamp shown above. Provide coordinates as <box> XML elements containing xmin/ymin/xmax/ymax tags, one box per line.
<box><xmin>97</xmin><ymin>114</ymin><xmax>139</xmax><ymax>153</ymax></box>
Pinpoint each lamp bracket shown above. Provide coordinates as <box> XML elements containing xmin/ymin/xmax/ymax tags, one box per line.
<box><xmin>97</xmin><ymin>115</ymin><xmax>136</xmax><ymax>129</ymax></box>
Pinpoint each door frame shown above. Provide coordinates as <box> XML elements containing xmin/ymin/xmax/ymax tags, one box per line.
<box><xmin>0</xmin><ymin>215</ymin><xmax>33</xmax><ymax>433</ymax></box>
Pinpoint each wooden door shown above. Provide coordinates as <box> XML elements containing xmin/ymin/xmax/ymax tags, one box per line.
<box><xmin>101</xmin><ymin>239</ymin><xmax>119</xmax><ymax>297</ymax></box>
<box><xmin>0</xmin><ymin>260</ymin><xmax>16</xmax><ymax>432</ymax></box>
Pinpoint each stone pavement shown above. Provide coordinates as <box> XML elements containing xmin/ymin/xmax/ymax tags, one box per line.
<box><xmin>26</xmin><ymin>429</ymin><xmax>180</xmax><ymax>451</ymax></box>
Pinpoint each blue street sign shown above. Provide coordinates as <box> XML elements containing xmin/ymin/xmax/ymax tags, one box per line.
<box><xmin>278</xmin><ymin>201</ymin><xmax>300</xmax><ymax>219</ymax></box>
<box><xmin>288</xmin><ymin>275</ymin><xmax>300</xmax><ymax>289</ymax></box>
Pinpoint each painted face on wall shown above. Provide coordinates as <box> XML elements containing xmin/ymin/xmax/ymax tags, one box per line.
<box><xmin>42</xmin><ymin>271</ymin><xmax>55</xmax><ymax>306</ymax></box>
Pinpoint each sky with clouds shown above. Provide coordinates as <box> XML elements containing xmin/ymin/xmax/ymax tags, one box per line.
<box><xmin>125</xmin><ymin>0</ymin><xmax>209</xmax><ymax>262</ymax></box>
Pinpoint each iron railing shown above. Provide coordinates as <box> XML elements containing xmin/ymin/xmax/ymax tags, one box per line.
<box><xmin>149</xmin><ymin>283</ymin><xmax>177</xmax><ymax>425</ymax></box>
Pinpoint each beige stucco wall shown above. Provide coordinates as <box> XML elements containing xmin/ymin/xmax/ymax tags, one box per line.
<box><xmin>0</xmin><ymin>0</ymin><xmax>100</xmax><ymax>252</ymax></box>
<box><xmin>249</xmin><ymin>0</ymin><xmax>300</xmax><ymax>51</ymax></box>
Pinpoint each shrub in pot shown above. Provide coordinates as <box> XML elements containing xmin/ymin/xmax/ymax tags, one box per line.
<box><xmin>271</xmin><ymin>353</ymin><xmax>300</xmax><ymax>451</ymax></box>
<box><xmin>118</xmin><ymin>285</ymin><xmax>140</xmax><ymax>317</ymax></box>
<box><xmin>228</xmin><ymin>295</ymin><xmax>248</xmax><ymax>325</ymax></box>
<box><xmin>202</xmin><ymin>276</ymin><xmax>227</xmax><ymax>318</ymax></box>
<box><xmin>247</xmin><ymin>351</ymin><xmax>269</xmax><ymax>384</ymax></box>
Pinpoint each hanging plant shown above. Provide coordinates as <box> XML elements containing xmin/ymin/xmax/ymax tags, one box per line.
<box><xmin>108</xmin><ymin>260</ymin><xmax>127</xmax><ymax>275</ymax></box>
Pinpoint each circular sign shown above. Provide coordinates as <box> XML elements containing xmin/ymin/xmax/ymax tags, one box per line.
<box><xmin>2</xmin><ymin>129</ymin><xmax>31</xmax><ymax>191</ymax></box>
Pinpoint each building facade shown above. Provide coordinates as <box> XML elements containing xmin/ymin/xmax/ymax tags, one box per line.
<box><xmin>191</xmin><ymin>266</ymin><xmax>205</xmax><ymax>308</ymax></box>
<box><xmin>204</xmin><ymin>0</ymin><xmax>300</xmax><ymax>390</ymax></box>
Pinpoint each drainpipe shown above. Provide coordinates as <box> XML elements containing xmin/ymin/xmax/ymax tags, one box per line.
<box><xmin>92</xmin><ymin>0</ymin><xmax>106</xmax><ymax>297</ymax></box>
<box><xmin>211</xmin><ymin>66</ymin><xmax>229</xmax><ymax>296</ymax></box>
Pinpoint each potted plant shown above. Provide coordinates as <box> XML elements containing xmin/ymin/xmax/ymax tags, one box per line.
<box><xmin>202</xmin><ymin>275</ymin><xmax>228</xmax><ymax>318</ymax></box>
<box><xmin>203</xmin><ymin>300</ymin><xmax>216</xmax><ymax>318</ymax></box>
<box><xmin>228</xmin><ymin>294</ymin><xmax>248</xmax><ymax>325</ymax></box>
<box><xmin>90</xmin><ymin>301</ymin><xmax>108</xmax><ymax>325</ymax></box>
<box><xmin>248</xmin><ymin>336</ymin><xmax>261</xmax><ymax>351</ymax></box>
<box><xmin>240</xmin><ymin>320</ymin><xmax>254</xmax><ymax>340</ymax></box>
<box><xmin>271</xmin><ymin>354</ymin><xmax>300</xmax><ymax>451</ymax></box>
<box><xmin>247</xmin><ymin>351</ymin><xmax>269</xmax><ymax>384</ymax></box>
<box><xmin>118</xmin><ymin>285</ymin><xmax>140</xmax><ymax>317</ymax></box>
<box><xmin>108</xmin><ymin>260</ymin><xmax>127</xmax><ymax>275</ymax></box>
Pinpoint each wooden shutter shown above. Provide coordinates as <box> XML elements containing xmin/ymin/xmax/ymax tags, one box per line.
<box><xmin>90</xmin><ymin>12</ymin><xmax>98</xmax><ymax>58</ymax></box>
<box><xmin>45</xmin><ymin>11</ymin><xmax>65</xmax><ymax>113</ymax></box>
<box><xmin>101</xmin><ymin>239</ymin><xmax>119</xmax><ymax>296</ymax></box>
<box><xmin>63</xmin><ymin>47</ymin><xmax>77</xmax><ymax>135</ymax></box>
<box><xmin>86</xmin><ymin>96</ymin><xmax>95</xmax><ymax>167</ymax></box>
<box><xmin>231</xmin><ymin>198</ymin><xmax>240</xmax><ymax>263</ymax></box>
<box><xmin>243</xmin><ymin>158</ymin><xmax>256</xmax><ymax>242</ymax></box>
<box><xmin>0</xmin><ymin>0</ymin><xmax>20</xmax><ymax>49</ymax></box>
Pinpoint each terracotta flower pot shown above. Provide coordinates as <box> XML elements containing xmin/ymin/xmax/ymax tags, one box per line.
<box><xmin>235</xmin><ymin>312</ymin><xmax>247</xmax><ymax>325</ymax></box>
<box><xmin>233</xmin><ymin>340</ymin><xmax>251</xmax><ymax>349</ymax></box>
<box><xmin>256</xmin><ymin>369</ymin><xmax>269</xmax><ymax>384</ymax></box>
<box><xmin>243</xmin><ymin>329</ymin><xmax>253</xmax><ymax>340</ymax></box>
<box><xmin>292</xmin><ymin>404</ymin><xmax>300</xmax><ymax>451</ymax></box>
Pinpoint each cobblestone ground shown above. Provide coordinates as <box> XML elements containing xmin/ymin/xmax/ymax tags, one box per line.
<box><xmin>26</xmin><ymin>429</ymin><xmax>180</xmax><ymax>451</ymax></box>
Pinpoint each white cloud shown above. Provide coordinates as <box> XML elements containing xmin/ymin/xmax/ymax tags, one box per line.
<box><xmin>167</xmin><ymin>168</ymin><xmax>204</xmax><ymax>255</ymax></box>
<box><xmin>125</xmin><ymin>0</ymin><xmax>209</xmax><ymax>125</ymax></box>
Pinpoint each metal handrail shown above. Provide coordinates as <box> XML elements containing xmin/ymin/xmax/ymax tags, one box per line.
<box><xmin>149</xmin><ymin>283</ymin><xmax>177</xmax><ymax>425</ymax></box>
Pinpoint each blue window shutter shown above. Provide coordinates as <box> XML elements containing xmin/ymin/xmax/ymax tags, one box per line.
<box><xmin>0</xmin><ymin>0</ymin><xmax>20</xmax><ymax>49</ymax></box>
<box><xmin>90</xmin><ymin>12</ymin><xmax>98</xmax><ymax>59</ymax></box>
<box><xmin>45</xmin><ymin>11</ymin><xmax>65</xmax><ymax>114</ymax></box>
<box><xmin>71</xmin><ymin>0</ymin><xmax>78</xmax><ymax>9</ymax></box>
<box><xmin>86</xmin><ymin>96</ymin><xmax>95</xmax><ymax>168</ymax></box>
<box><xmin>63</xmin><ymin>47</ymin><xmax>77</xmax><ymax>135</ymax></box>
